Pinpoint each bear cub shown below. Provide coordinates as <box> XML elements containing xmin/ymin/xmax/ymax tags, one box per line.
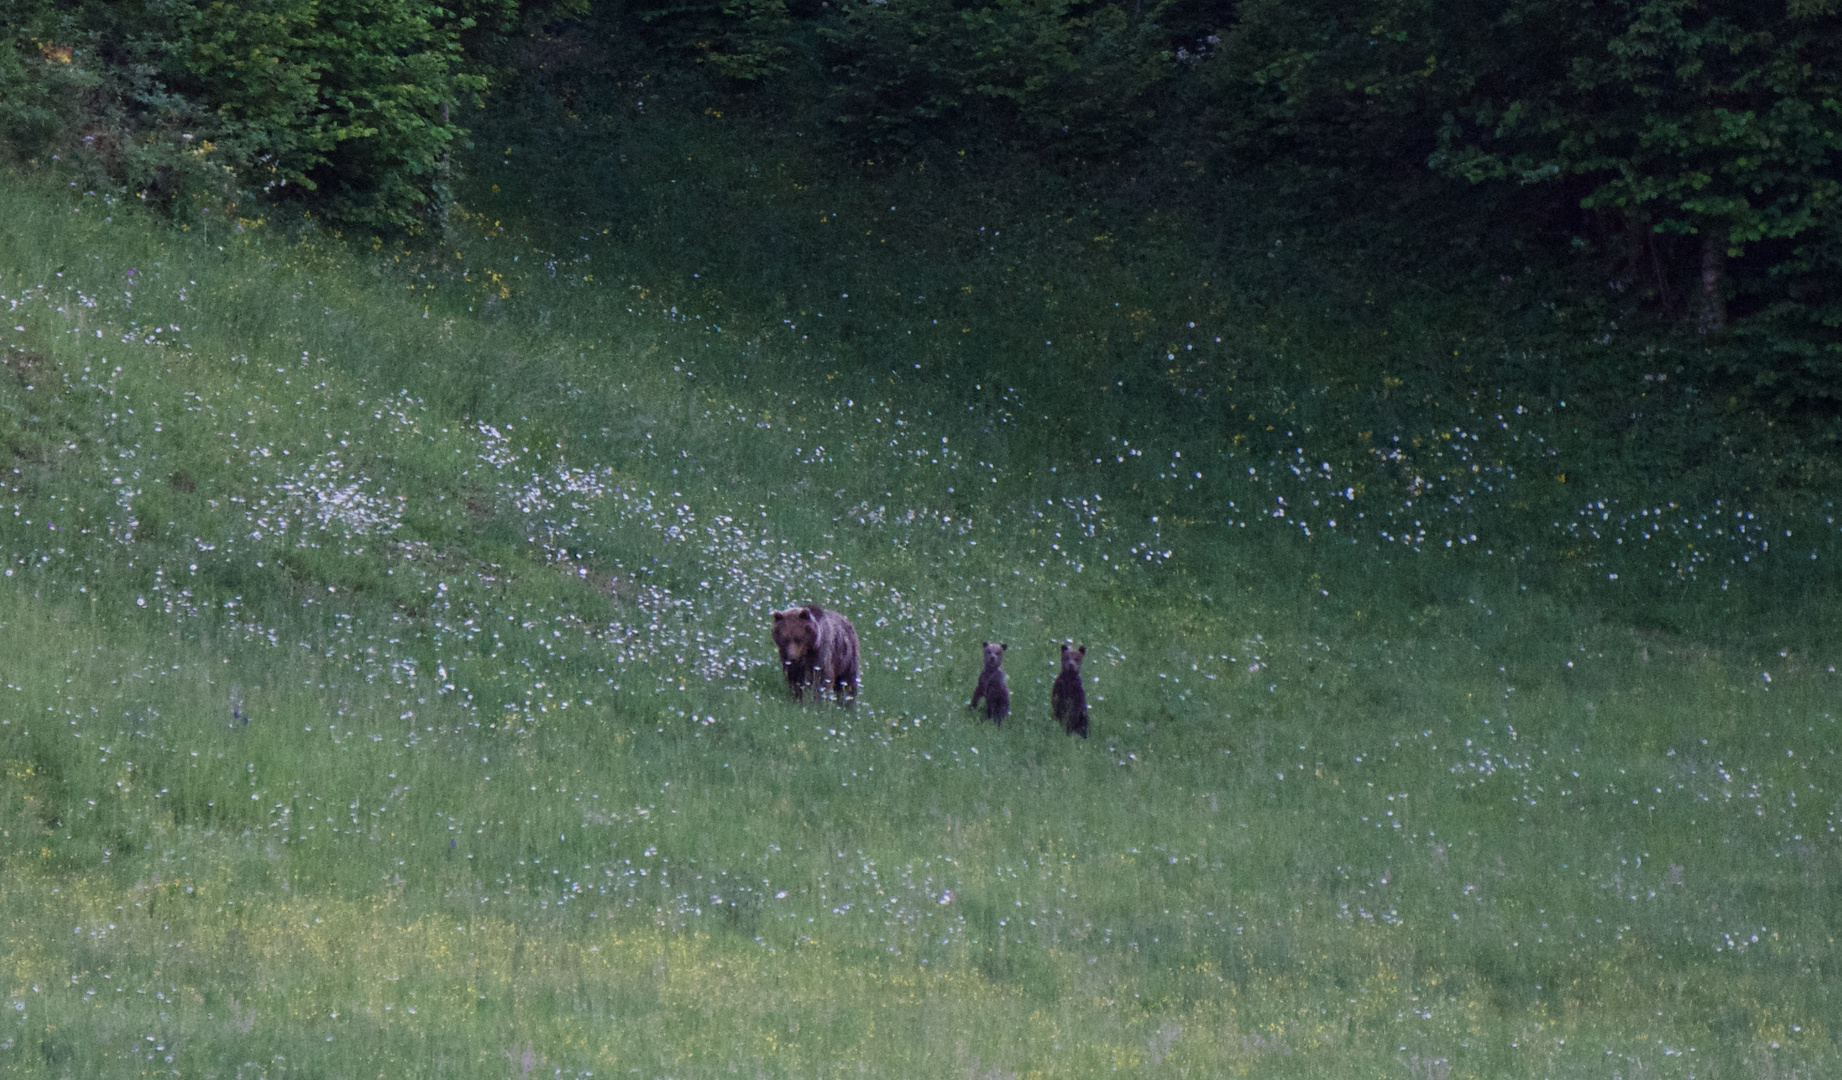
<box><xmin>968</xmin><ymin>641</ymin><xmax>1010</xmax><ymax>723</ymax></box>
<box><xmin>771</xmin><ymin>605</ymin><xmax>861</xmax><ymax>702</ymax></box>
<box><xmin>1051</xmin><ymin>644</ymin><xmax>1089</xmax><ymax>738</ymax></box>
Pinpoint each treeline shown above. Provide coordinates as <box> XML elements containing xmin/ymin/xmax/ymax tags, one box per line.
<box><xmin>4</xmin><ymin>1</ymin><xmax>1839</xmax><ymax>413</ymax></box>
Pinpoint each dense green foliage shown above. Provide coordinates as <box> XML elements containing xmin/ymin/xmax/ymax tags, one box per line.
<box><xmin>1209</xmin><ymin>0</ymin><xmax>1842</xmax><ymax>409</ymax></box>
<box><xmin>7</xmin><ymin>0</ymin><xmax>1839</xmax><ymax>407</ymax></box>
<box><xmin>0</xmin><ymin>0</ymin><xmax>535</xmax><ymax>227</ymax></box>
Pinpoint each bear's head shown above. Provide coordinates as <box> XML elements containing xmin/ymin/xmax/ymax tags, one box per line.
<box><xmin>1060</xmin><ymin>643</ymin><xmax>1085</xmax><ymax>672</ymax></box>
<box><xmin>772</xmin><ymin>606</ymin><xmax>817</xmax><ymax>663</ymax></box>
<box><xmin>982</xmin><ymin>641</ymin><xmax>1007</xmax><ymax>667</ymax></box>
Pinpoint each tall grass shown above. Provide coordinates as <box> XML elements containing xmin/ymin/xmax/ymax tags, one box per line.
<box><xmin>0</xmin><ymin>139</ymin><xmax>1838</xmax><ymax>1079</ymax></box>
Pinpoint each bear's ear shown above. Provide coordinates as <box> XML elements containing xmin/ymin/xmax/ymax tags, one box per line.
<box><xmin>1000</xmin><ymin>643</ymin><xmax>1008</xmax><ymax>652</ymax></box>
<box><xmin>804</xmin><ymin>606</ymin><xmax>822</xmax><ymax>622</ymax></box>
<box><xmin>773</xmin><ymin>611</ymin><xmax>785</xmax><ymax>623</ymax></box>
<box><xmin>1076</xmin><ymin>646</ymin><xmax>1086</xmax><ymax>658</ymax></box>
<box><xmin>1061</xmin><ymin>644</ymin><xmax>1071</xmax><ymax>657</ymax></box>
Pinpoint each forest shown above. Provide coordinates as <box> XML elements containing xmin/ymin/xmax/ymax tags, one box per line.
<box><xmin>7</xmin><ymin>0</ymin><xmax>1840</xmax><ymax>415</ymax></box>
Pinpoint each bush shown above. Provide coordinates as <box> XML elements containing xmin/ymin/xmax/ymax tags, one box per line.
<box><xmin>1</xmin><ymin>0</ymin><xmax>505</xmax><ymax>230</ymax></box>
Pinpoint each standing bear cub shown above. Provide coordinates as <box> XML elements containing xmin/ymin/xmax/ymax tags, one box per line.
<box><xmin>968</xmin><ymin>642</ymin><xmax>1010</xmax><ymax>724</ymax></box>
<box><xmin>1051</xmin><ymin>644</ymin><xmax>1089</xmax><ymax>738</ymax></box>
<box><xmin>771</xmin><ymin>605</ymin><xmax>861</xmax><ymax>703</ymax></box>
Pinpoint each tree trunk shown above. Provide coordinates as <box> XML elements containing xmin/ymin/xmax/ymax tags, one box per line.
<box><xmin>1646</xmin><ymin>231</ymin><xmax>1671</xmax><ymax>312</ymax></box>
<box><xmin>1697</xmin><ymin>233</ymin><xmax>1725</xmax><ymax>334</ymax></box>
<box><xmin>435</xmin><ymin>102</ymin><xmax>455</xmax><ymax>244</ymax></box>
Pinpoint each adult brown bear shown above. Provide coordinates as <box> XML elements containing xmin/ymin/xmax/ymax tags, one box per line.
<box><xmin>771</xmin><ymin>605</ymin><xmax>861</xmax><ymax>703</ymax></box>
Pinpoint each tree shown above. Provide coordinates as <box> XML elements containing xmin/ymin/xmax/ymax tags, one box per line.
<box><xmin>1199</xmin><ymin>0</ymin><xmax>1841</xmax><ymax>409</ymax></box>
<box><xmin>0</xmin><ymin>0</ymin><xmax>551</xmax><ymax>230</ymax></box>
<box><xmin>1430</xmin><ymin>0</ymin><xmax>1842</xmax><ymax>401</ymax></box>
<box><xmin>169</xmin><ymin>0</ymin><xmax>488</xmax><ymax>228</ymax></box>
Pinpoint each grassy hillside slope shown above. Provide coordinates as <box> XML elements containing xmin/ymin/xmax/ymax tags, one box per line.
<box><xmin>0</xmin><ymin>151</ymin><xmax>1839</xmax><ymax>1079</ymax></box>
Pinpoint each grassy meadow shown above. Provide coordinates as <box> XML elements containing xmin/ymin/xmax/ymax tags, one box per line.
<box><xmin>1</xmin><ymin>110</ymin><xmax>1840</xmax><ymax>1080</ymax></box>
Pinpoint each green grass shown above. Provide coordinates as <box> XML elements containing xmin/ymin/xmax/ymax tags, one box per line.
<box><xmin>0</xmin><ymin>140</ymin><xmax>1839</xmax><ymax>1080</ymax></box>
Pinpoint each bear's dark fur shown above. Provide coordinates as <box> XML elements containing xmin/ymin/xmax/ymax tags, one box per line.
<box><xmin>968</xmin><ymin>641</ymin><xmax>1010</xmax><ymax>723</ymax></box>
<box><xmin>771</xmin><ymin>605</ymin><xmax>860</xmax><ymax>702</ymax></box>
<box><xmin>1051</xmin><ymin>644</ymin><xmax>1089</xmax><ymax>738</ymax></box>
